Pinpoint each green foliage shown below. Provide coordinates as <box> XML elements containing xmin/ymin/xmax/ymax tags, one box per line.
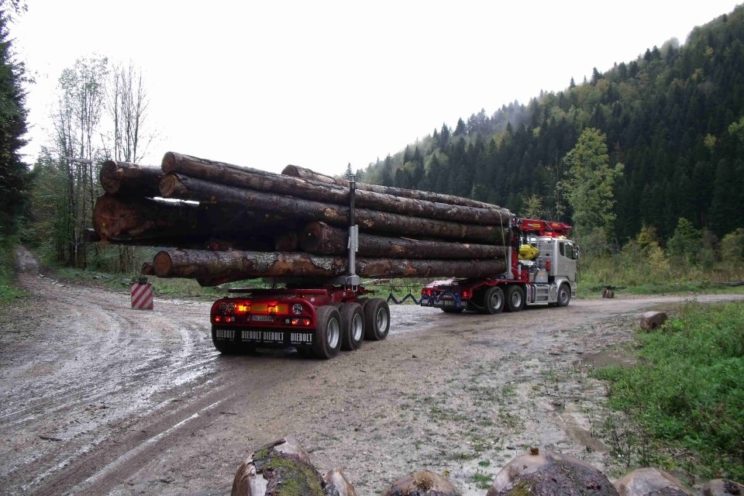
<box><xmin>0</xmin><ymin>236</ymin><xmax>23</xmax><ymax>301</ymax></box>
<box><xmin>667</xmin><ymin>218</ymin><xmax>701</xmax><ymax>264</ymax></box>
<box><xmin>578</xmin><ymin>223</ymin><xmax>744</xmax><ymax>295</ymax></box>
<box><xmin>23</xmin><ymin>151</ymin><xmax>70</xmax><ymax>263</ymax></box>
<box><xmin>562</xmin><ymin>128</ymin><xmax>623</xmax><ymax>240</ymax></box>
<box><xmin>595</xmin><ymin>302</ymin><xmax>744</xmax><ymax>480</ymax></box>
<box><xmin>520</xmin><ymin>194</ymin><xmax>544</xmax><ymax>218</ymax></box>
<box><xmin>720</xmin><ymin>228</ymin><xmax>744</xmax><ymax>267</ymax></box>
<box><xmin>0</xmin><ymin>4</ymin><xmax>29</xmax><ymax>236</ymax></box>
<box><xmin>360</xmin><ymin>6</ymin><xmax>744</xmax><ymax>241</ymax></box>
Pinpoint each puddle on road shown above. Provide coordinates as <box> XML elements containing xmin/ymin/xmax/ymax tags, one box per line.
<box><xmin>388</xmin><ymin>304</ymin><xmax>442</xmax><ymax>336</ymax></box>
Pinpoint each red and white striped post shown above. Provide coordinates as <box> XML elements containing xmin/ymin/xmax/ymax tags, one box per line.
<box><xmin>131</xmin><ymin>277</ymin><xmax>154</xmax><ymax>310</ymax></box>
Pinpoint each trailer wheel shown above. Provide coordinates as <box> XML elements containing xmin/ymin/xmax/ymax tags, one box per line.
<box><xmin>557</xmin><ymin>283</ymin><xmax>571</xmax><ymax>307</ymax></box>
<box><xmin>441</xmin><ymin>307</ymin><xmax>464</xmax><ymax>314</ymax></box>
<box><xmin>483</xmin><ymin>286</ymin><xmax>505</xmax><ymax>314</ymax></box>
<box><xmin>313</xmin><ymin>306</ymin><xmax>342</xmax><ymax>359</ymax></box>
<box><xmin>211</xmin><ymin>327</ymin><xmax>242</xmax><ymax>355</ymax></box>
<box><xmin>505</xmin><ymin>285</ymin><xmax>525</xmax><ymax>312</ymax></box>
<box><xmin>363</xmin><ymin>298</ymin><xmax>390</xmax><ymax>341</ymax></box>
<box><xmin>340</xmin><ymin>303</ymin><xmax>364</xmax><ymax>351</ymax></box>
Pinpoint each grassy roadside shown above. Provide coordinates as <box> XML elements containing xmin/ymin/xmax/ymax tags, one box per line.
<box><xmin>594</xmin><ymin>302</ymin><xmax>744</xmax><ymax>481</ymax></box>
<box><xmin>0</xmin><ymin>238</ymin><xmax>25</xmax><ymax>303</ymax></box>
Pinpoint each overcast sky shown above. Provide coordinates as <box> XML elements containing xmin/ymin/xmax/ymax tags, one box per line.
<box><xmin>12</xmin><ymin>0</ymin><xmax>742</xmax><ymax>176</ymax></box>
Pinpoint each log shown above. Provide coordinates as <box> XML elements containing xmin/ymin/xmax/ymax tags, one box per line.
<box><xmin>300</xmin><ymin>222</ymin><xmax>508</xmax><ymax>260</ymax></box>
<box><xmin>283</xmin><ymin>164</ymin><xmax>498</xmax><ymax>209</ymax></box>
<box><xmin>100</xmin><ymin>160</ymin><xmax>163</xmax><ymax>197</ymax></box>
<box><xmin>487</xmin><ymin>449</ymin><xmax>618</xmax><ymax>496</ymax></box>
<box><xmin>162</xmin><ymin>152</ymin><xmax>510</xmax><ymax>225</ymax></box>
<box><xmin>153</xmin><ymin>249</ymin><xmax>508</xmax><ymax>286</ymax></box>
<box><xmin>231</xmin><ymin>437</ymin><xmax>325</xmax><ymax>496</ymax></box>
<box><xmin>382</xmin><ymin>470</ymin><xmax>461</xmax><ymax>496</ymax></box>
<box><xmin>160</xmin><ymin>174</ymin><xmax>511</xmax><ymax>244</ymax></box>
<box><xmin>93</xmin><ymin>194</ymin><xmax>290</xmax><ymax>248</ymax></box>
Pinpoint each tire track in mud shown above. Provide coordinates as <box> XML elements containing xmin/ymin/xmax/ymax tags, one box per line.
<box><xmin>0</xmin><ymin>273</ymin><xmax>220</xmax><ymax>492</ymax></box>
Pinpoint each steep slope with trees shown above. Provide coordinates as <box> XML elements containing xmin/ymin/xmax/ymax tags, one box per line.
<box><xmin>0</xmin><ymin>0</ymin><xmax>28</xmax><ymax>237</ymax></box>
<box><xmin>360</xmin><ymin>6</ymin><xmax>744</xmax><ymax>243</ymax></box>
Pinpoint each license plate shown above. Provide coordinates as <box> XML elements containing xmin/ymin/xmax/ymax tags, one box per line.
<box><xmin>251</xmin><ymin>315</ymin><xmax>273</xmax><ymax>322</ymax></box>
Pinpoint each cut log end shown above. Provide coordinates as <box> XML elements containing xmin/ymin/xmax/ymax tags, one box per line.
<box><xmin>161</xmin><ymin>151</ymin><xmax>177</xmax><ymax>173</ymax></box>
<box><xmin>153</xmin><ymin>251</ymin><xmax>174</xmax><ymax>277</ymax></box>
<box><xmin>100</xmin><ymin>160</ymin><xmax>121</xmax><ymax>194</ymax></box>
<box><xmin>159</xmin><ymin>173</ymin><xmax>186</xmax><ymax>197</ymax></box>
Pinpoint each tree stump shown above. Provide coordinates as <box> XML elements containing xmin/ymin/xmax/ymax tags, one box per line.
<box><xmin>702</xmin><ymin>479</ymin><xmax>744</xmax><ymax>496</ymax></box>
<box><xmin>614</xmin><ymin>468</ymin><xmax>691</xmax><ymax>496</ymax></box>
<box><xmin>382</xmin><ymin>470</ymin><xmax>461</xmax><ymax>496</ymax></box>
<box><xmin>231</xmin><ymin>437</ymin><xmax>325</xmax><ymax>496</ymax></box>
<box><xmin>324</xmin><ymin>469</ymin><xmax>358</xmax><ymax>496</ymax></box>
<box><xmin>486</xmin><ymin>449</ymin><xmax>618</xmax><ymax>496</ymax></box>
<box><xmin>640</xmin><ymin>311</ymin><xmax>668</xmax><ymax>331</ymax></box>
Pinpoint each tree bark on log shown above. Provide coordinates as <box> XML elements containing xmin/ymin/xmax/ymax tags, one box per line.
<box><xmin>160</xmin><ymin>173</ymin><xmax>511</xmax><ymax>244</ymax></box>
<box><xmin>300</xmin><ymin>222</ymin><xmax>508</xmax><ymax>259</ymax></box>
<box><xmin>152</xmin><ymin>248</ymin><xmax>508</xmax><ymax>286</ymax></box>
<box><xmin>93</xmin><ymin>194</ymin><xmax>290</xmax><ymax>248</ymax></box>
<box><xmin>162</xmin><ymin>152</ymin><xmax>510</xmax><ymax>225</ymax></box>
<box><xmin>282</xmin><ymin>164</ymin><xmax>498</xmax><ymax>209</ymax></box>
<box><xmin>100</xmin><ymin>160</ymin><xmax>163</xmax><ymax>197</ymax></box>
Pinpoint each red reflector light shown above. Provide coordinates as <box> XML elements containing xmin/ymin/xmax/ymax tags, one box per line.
<box><xmin>461</xmin><ymin>289</ymin><xmax>472</xmax><ymax>299</ymax></box>
<box><xmin>303</xmin><ymin>319</ymin><xmax>311</xmax><ymax>326</ymax></box>
<box><xmin>214</xmin><ymin>315</ymin><xmax>222</xmax><ymax>323</ymax></box>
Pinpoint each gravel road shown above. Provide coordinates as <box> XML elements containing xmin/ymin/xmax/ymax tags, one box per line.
<box><xmin>1</xmin><ymin>253</ymin><xmax>742</xmax><ymax>495</ymax></box>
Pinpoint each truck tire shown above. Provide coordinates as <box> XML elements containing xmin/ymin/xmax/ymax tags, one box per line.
<box><xmin>313</xmin><ymin>306</ymin><xmax>342</xmax><ymax>359</ymax></box>
<box><xmin>505</xmin><ymin>285</ymin><xmax>525</xmax><ymax>312</ymax></box>
<box><xmin>441</xmin><ymin>307</ymin><xmax>463</xmax><ymax>314</ymax></box>
<box><xmin>557</xmin><ymin>283</ymin><xmax>571</xmax><ymax>307</ymax></box>
<box><xmin>483</xmin><ymin>286</ymin><xmax>505</xmax><ymax>314</ymax></box>
<box><xmin>363</xmin><ymin>298</ymin><xmax>390</xmax><ymax>341</ymax></box>
<box><xmin>211</xmin><ymin>327</ymin><xmax>242</xmax><ymax>355</ymax></box>
<box><xmin>340</xmin><ymin>302</ymin><xmax>364</xmax><ymax>351</ymax></box>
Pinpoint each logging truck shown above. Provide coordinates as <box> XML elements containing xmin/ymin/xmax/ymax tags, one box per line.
<box><xmin>420</xmin><ymin>218</ymin><xmax>578</xmax><ymax>313</ymax></box>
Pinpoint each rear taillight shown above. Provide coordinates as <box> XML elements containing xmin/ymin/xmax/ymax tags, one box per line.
<box><xmin>284</xmin><ymin>317</ymin><xmax>312</xmax><ymax>327</ymax></box>
<box><xmin>461</xmin><ymin>289</ymin><xmax>473</xmax><ymax>300</ymax></box>
<box><xmin>421</xmin><ymin>288</ymin><xmax>433</xmax><ymax>296</ymax></box>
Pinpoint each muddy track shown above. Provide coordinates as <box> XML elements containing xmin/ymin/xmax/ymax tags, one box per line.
<box><xmin>1</xmin><ymin>260</ymin><xmax>742</xmax><ymax>495</ymax></box>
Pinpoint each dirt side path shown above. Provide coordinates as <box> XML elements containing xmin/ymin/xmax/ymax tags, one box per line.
<box><xmin>1</xmin><ymin>260</ymin><xmax>742</xmax><ymax>495</ymax></box>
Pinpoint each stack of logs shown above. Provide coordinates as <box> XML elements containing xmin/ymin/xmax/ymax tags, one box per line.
<box><xmin>93</xmin><ymin>152</ymin><xmax>514</xmax><ymax>286</ymax></box>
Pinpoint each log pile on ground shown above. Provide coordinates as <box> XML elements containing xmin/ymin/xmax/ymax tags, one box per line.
<box><xmin>230</xmin><ymin>440</ymin><xmax>742</xmax><ymax>495</ymax></box>
<box><xmin>93</xmin><ymin>153</ymin><xmax>514</xmax><ymax>285</ymax></box>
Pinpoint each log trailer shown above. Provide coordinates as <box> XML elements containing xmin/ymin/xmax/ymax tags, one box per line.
<box><xmin>209</xmin><ymin>175</ymin><xmax>390</xmax><ymax>359</ymax></box>
<box><xmin>419</xmin><ymin>218</ymin><xmax>578</xmax><ymax>313</ymax></box>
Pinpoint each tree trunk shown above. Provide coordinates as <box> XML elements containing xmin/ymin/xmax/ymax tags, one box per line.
<box><xmin>300</xmin><ymin>222</ymin><xmax>508</xmax><ymax>259</ymax></box>
<box><xmin>99</xmin><ymin>160</ymin><xmax>163</xmax><ymax>197</ymax></box>
<box><xmin>162</xmin><ymin>152</ymin><xmax>510</xmax><ymax>225</ymax></box>
<box><xmin>92</xmin><ymin>193</ymin><xmax>290</xmax><ymax>248</ymax></box>
<box><xmin>160</xmin><ymin>174</ymin><xmax>511</xmax><ymax>244</ymax></box>
<box><xmin>152</xmin><ymin>248</ymin><xmax>507</xmax><ymax>286</ymax></box>
<box><xmin>282</xmin><ymin>164</ymin><xmax>499</xmax><ymax>209</ymax></box>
